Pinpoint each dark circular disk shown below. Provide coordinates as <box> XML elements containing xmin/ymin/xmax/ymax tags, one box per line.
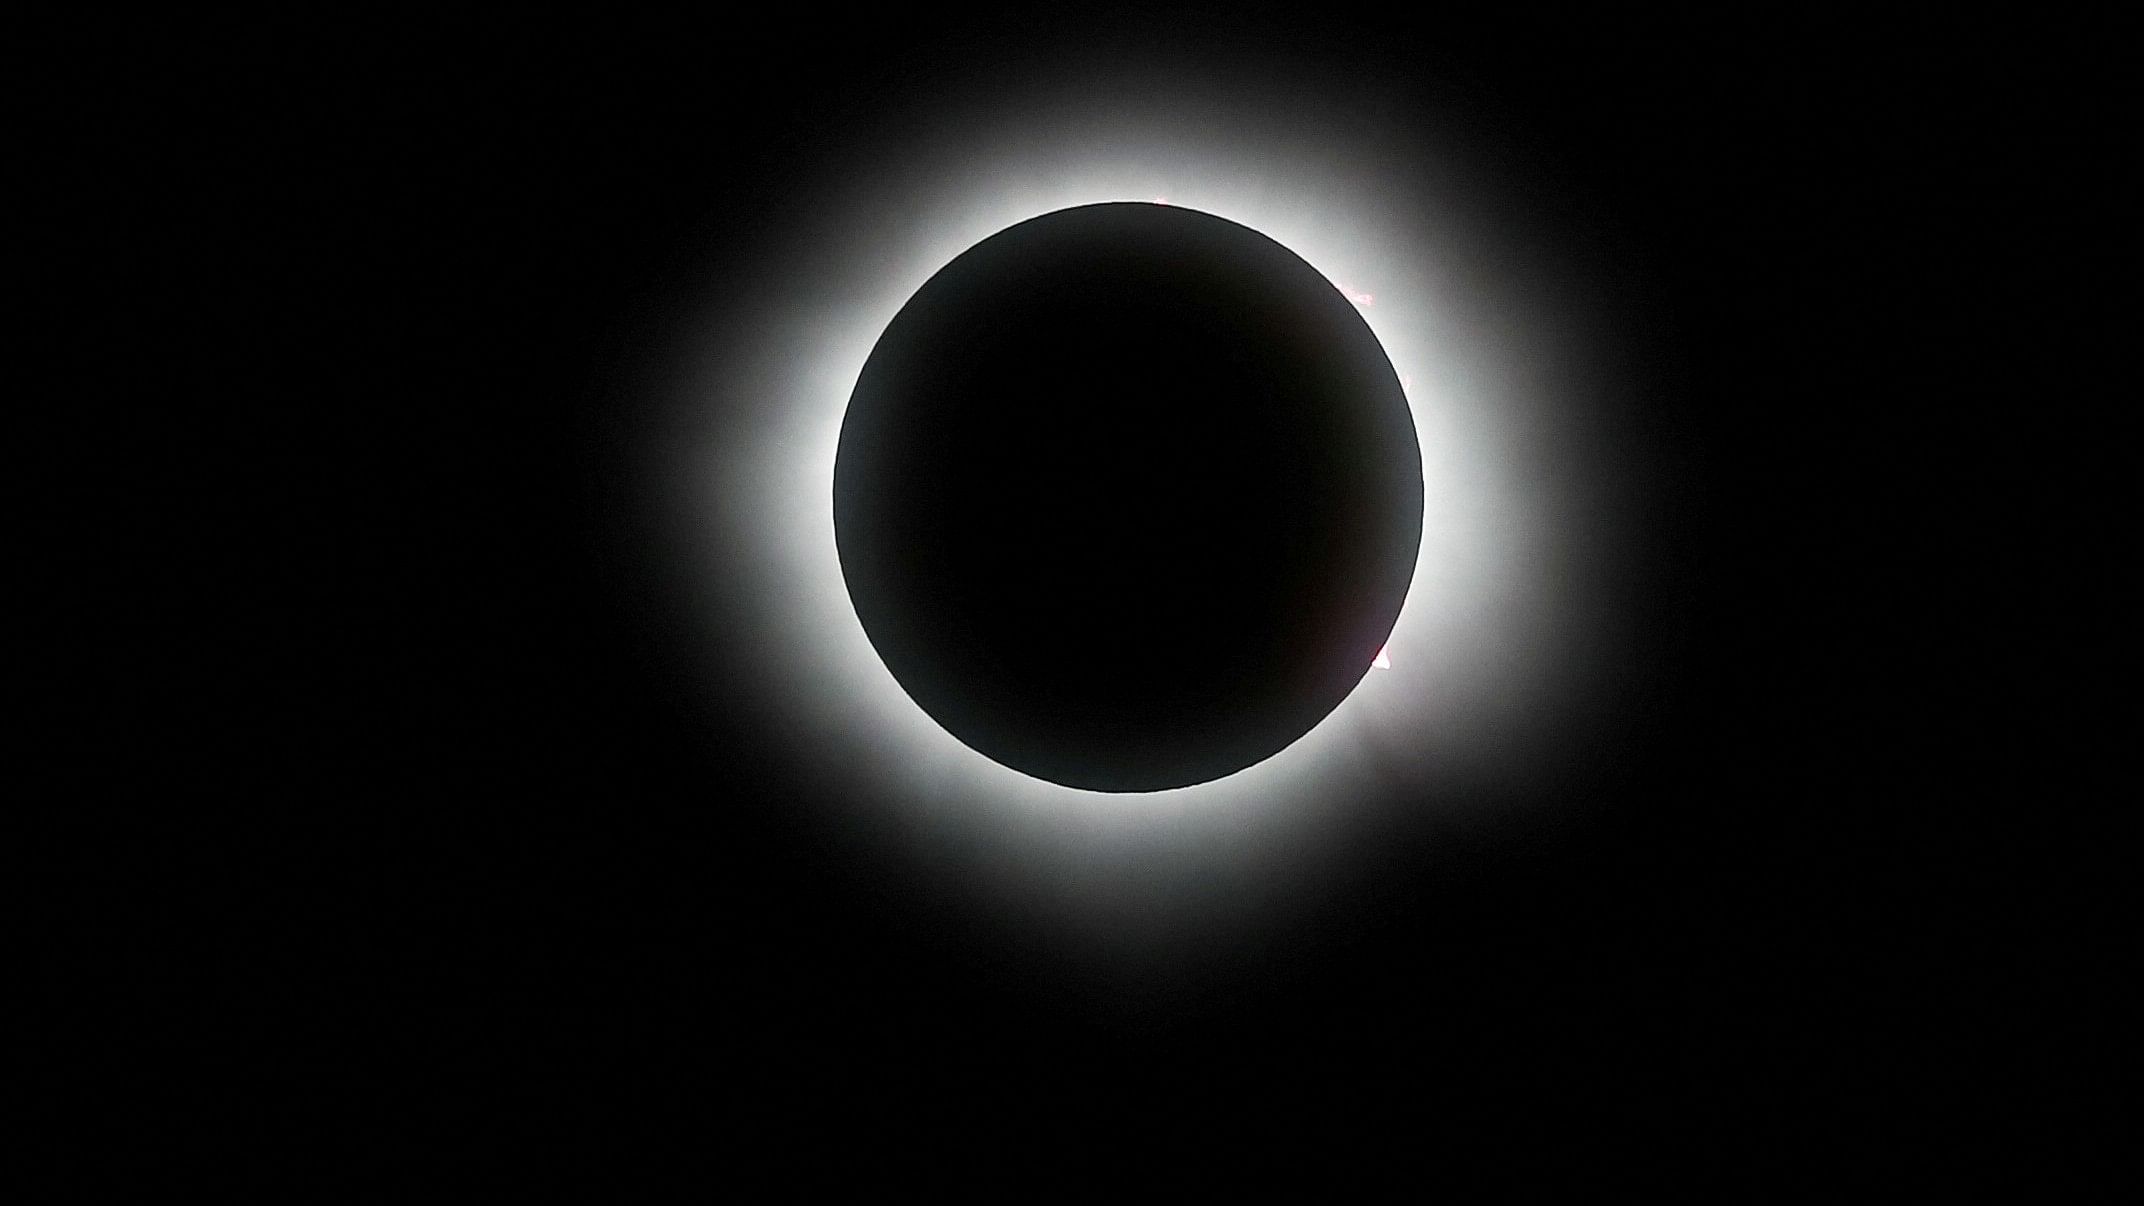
<box><xmin>834</xmin><ymin>202</ymin><xmax>1422</xmax><ymax>792</ymax></box>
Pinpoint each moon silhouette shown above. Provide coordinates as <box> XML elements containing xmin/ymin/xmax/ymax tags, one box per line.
<box><xmin>834</xmin><ymin>202</ymin><xmax>1422</xmax><ymax>791</ymax></box>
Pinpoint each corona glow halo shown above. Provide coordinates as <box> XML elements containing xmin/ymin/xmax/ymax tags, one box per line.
<box><xmin>641</xmin><ymin>76</ymin><xmax>1629</xmax><ymax>938</ymax></box>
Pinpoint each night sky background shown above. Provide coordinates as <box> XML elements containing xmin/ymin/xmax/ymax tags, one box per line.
<box><xmin>59</xmin><ymin>6</ymin><xmax>2070</xmax><ymax>1186</ymax></box>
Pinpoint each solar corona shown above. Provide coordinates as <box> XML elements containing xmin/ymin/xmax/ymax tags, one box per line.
<box><xmin>648</xmin><ymin>84</ymin><xmax>1623</xmax><ymax>934</ymax></box>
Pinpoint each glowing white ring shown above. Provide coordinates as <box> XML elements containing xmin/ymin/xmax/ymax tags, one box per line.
<box><xmin>642</xmin><ymin>80</ymin><xmax>1620</xmax><ymax>936</ymax></box>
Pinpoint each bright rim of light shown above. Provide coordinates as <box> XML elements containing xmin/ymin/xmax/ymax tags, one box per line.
<box><xmin>643</xmin><ymin>75</ymin><xmax>1616</xmax><ymax>940</ymax></box>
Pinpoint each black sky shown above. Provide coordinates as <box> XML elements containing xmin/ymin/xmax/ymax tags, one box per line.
<box><xmin>58</xmin><ymin>5</ymin><xmax>2065</xmax><ymax>1185</ymax></box>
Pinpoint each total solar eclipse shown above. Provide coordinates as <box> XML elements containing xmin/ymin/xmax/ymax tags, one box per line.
<box><xmin>655</xmin><ymin>71</ymin><xmax>1626</xmax><ymax>940</ymax></box>
<box><xmin>834</xmin><ymin>202</ymin><xmax>1423</xmax><ymax>791</ymax></box>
